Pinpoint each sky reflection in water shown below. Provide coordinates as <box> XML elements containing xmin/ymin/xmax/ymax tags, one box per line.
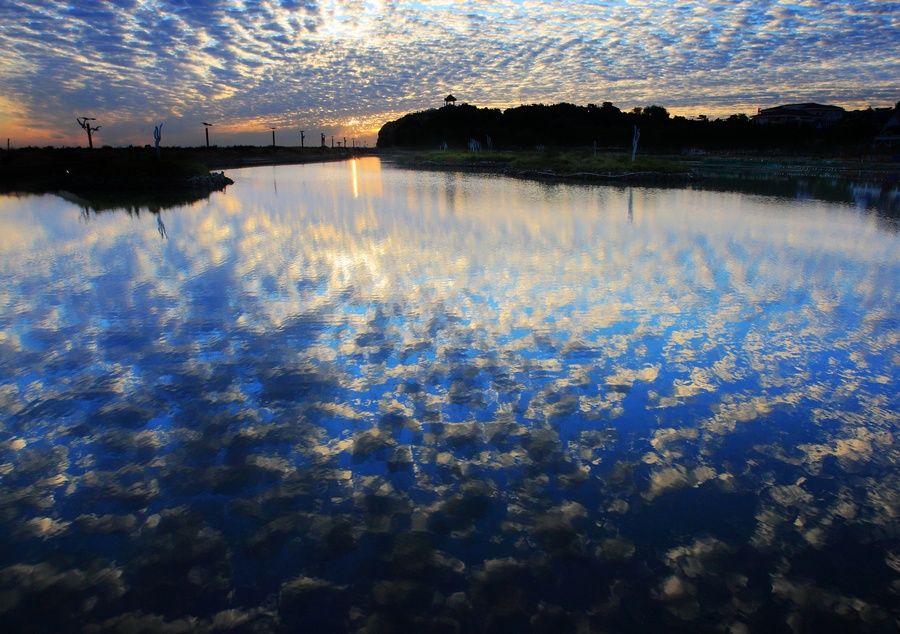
<box><xmin>1</xmin><ymin>158</ymin><xmax>899</xmax><ymax>633</ymax></box>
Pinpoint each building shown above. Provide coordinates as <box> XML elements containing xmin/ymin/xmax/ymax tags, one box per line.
<box><xmin>873</xmin><ymin>113</ymin><xmax>900</xmax><ymax>149</ymax></box>
<box><xmin>752</xmin><ymin>103</ymin><xmax>845</xmax><ymax>127</ymax></box>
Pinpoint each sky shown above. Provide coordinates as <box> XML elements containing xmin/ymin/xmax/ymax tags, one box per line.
<box><xmin>1</xmin><ymin>0</ymin><xmax>898</xmax><ymax>148</ymax></box>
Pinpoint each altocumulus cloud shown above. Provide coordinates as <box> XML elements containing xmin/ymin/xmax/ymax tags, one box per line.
<box><xmin>0</xmin><ymin>0</ymin><xmax>897</xmax><ymax>146</ymax></box>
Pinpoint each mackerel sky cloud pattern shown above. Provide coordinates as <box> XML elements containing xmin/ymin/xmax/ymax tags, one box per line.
<box><xmin>1</xmin><ymin>0</ymin><xmax>897</xmax><ymax>146</ymax></box>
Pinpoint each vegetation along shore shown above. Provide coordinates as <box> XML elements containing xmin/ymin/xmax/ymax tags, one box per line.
<box><xmin>377</xmin><ymin>99</ymin><xmax>900</xmax><ymax>184</ymax></box>
<box><xmin>394</xmin><ymin>149</ymin><xmax>701</xmax><ymax>184</ymax></box>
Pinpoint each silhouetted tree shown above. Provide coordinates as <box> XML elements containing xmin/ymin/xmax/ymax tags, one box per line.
<box><xmin>376</xmin><ymin>100</ymin><xmax>889</xmax><ymax>154</ymax></box>
<box><xmin>600</xmin><ymin>102</ymin><xmax>622</xmax><ymax>117</ymax></box>
<box><xmin>642</xmin><ymin>105</ymin><xmax>670</xmax><ymax>122</ymax></box>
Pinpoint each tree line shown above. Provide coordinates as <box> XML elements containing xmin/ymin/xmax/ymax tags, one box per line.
<box><xmin>376</xmin><ymin>101</ymin><xmax>897</xmax><ymax>155</ymax></box>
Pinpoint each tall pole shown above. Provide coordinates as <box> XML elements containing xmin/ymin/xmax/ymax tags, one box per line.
<box><xmin>631</xmin><ymin>125</ymin><xmax>640</xmax><ymax>162</ymax></box>
<box><xmin>202</xmin><ymin>122</ymin><xmax>212</xmax><ymax>148</ymax></box>
<box><xmin>271</xmin><ymin>127</ymin><xmax>276</xmax><ymax>148</ymax></box>
<box><xmin>77</xmin><ymin>117</ymin><xmax>99</xmax><ymax>149</ymax></box>
<box><xmin>300</xmin><ymin>130</ymin><xmax>305</xmax><ymax>148</ymax></box>
<box><xmin>154</xmin><ymin>123</ymin><xmax>163</xmax><ymax>160</ymax></box>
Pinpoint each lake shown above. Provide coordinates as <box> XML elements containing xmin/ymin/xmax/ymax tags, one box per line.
<box><xmin>1</xmin><ymin>157</ymin><xmax>899</xmax><ymax>633</ymax></box>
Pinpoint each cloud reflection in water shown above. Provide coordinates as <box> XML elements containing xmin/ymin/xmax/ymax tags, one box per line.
<box><xmin>1</xmin><ymin>158</ymin><xmax>899</xmax><ymax>632</ymax></box>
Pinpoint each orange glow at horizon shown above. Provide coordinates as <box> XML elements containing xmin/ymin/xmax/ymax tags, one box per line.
<box><xmin>1</xmin><ymin>0</ymin><xmax>895</xmax><ymax>150</ymax></box>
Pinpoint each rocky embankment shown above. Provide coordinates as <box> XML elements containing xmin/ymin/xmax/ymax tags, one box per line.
<box><xmin>187</xmin><ymin>171</ymin><xmax>234</xmax><ymax>191</ymax></box>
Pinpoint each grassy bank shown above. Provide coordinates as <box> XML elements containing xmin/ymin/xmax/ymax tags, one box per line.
<box><xmin>680</xmin><ymin>154</ymin><xmax>900</xmax><ymax>181</ymax></box>
<box><xmin>0</xmin><ymin>147</ymin><xmax>208</xmax><ymax>193</ymax></box>
<box><xmin>409</xmin><ymin>148</ymin><xmax>694</xmax><ymax>180</ymax></box>
<box><xmin>0</xmin><ymin>146</ymin><xmax>359</xmax><ymax>196</ymax></box>
<box><xmin>403</xmin><ymin>148</ymin><xmax>900</xmax><ymax>185</ymax></box>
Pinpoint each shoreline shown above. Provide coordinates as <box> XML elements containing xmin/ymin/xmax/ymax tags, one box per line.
<box><xmin>0</xmin><ymin>147</ymin><xmax>368</xmax><ymax>209</ymax></box>
<box><xmin>2</xmin><ymin>147</ymin><xmax>896</xmax><ymax>208</ymax></box>
<box><xmin>203</xmin><ymin>149</ymin><xmax>370</xmax><ymax>171</ymax></box>
<box><xmin>386</xmin><ymin>149</ymin><xmax>899</xmax><ymax>182</ymax></box>
<box><xmin>397</xmin><ymin>158</ymin><xmax>704</xmax><ymax>184</ymax></box>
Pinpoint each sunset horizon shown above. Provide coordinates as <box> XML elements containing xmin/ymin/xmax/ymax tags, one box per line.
<box><xmin>2</xmin><ymin>0</ymin><xmax>897</xmax><ymax>148</ymax></box>
<box><xmin>2</xmin><ymin>94</ymin><xmax>897</xmax><ymax>150</ymax></box>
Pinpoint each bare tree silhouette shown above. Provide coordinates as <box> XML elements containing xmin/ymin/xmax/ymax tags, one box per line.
<box><xmin>77</xmin><ymin>117</ymin><xmax>100</xmax><ymax>149</ymax></box>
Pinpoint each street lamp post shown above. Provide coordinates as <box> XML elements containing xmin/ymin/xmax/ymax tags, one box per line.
<box><xmin>271</xmin><ymin>127</ymin><xmax>276</xmax><ymax>148</ymax></box>
<box><xmin>202</xmin><ymin>122</ymin><xmax>212</xmax><ymax>148</ymax></box>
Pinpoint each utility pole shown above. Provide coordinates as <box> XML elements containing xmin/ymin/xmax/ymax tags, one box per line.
<box><xmin>300</xmin><ymin>130</ymin><xmax>305</xmax><ymax>148</ymax></box>
<box><xmin>631</xmin><ymin>126</ymin><xmax>640</xmax><ymax>162</ymax></box>
<box><xmin>271</xmin><ymin>127</ymin><xmax>276</xmax><ymax>148</ymax></box>
<box><xmin>202</xmin><ymin>122</ymin><xmax>212</xmax><ymax>147</ymax></box>
<box><xmin>154</xmin><ymin>123</ymin><xmax>163</xmax><ymax>160</ymax></box>
<box><xmin>77</xmin><ymin>117</ymin><xmax>100</xmax><ymax>149</ymax></box>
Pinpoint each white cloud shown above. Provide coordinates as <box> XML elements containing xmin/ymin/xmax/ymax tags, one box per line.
<box><xmin>0</xmin><ymin>0</ymin><xmax>896</xmax><ymax>145</ymax></box>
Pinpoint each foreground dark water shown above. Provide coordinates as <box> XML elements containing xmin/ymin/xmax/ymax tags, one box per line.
<box><xmin>1</xmin><ymin>159</ymin><xmax>899</xmax><ymax>633</ymax></box>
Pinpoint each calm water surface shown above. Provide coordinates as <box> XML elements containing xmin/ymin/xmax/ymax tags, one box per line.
<box><xmin>1</xmin><ymin>158</ymin><xmax>899</xmax><ymax>632</ymax></box>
